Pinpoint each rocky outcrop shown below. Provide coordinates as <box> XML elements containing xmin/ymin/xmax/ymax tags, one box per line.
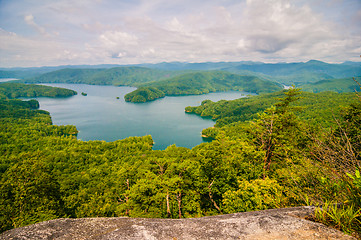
<box><xmin>0</xmin><ymin>206</ymin><xmax>356</xmax><ymax>240</ymax></box>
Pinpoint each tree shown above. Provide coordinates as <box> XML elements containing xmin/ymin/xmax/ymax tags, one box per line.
<box><xmin>306</xmin><ymin>79</ymin><xmax>361</xmax><ymax>236</ymax></box>
<box><xmin>0</xmin><ymin>155</ymin><xmax>65</xmax><ymax>232</ymax></box>
<box><xmin>248</xmin><ymin>88</ymin><xmax>304</xmax><ymax>179</ymax></box>
<box><xmin>222</xmin><ymin>178</ymin><xmax>287</xmax><ymax>213</ymax></box>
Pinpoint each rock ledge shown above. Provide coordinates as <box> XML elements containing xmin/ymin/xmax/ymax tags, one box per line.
<box><xmin>0</xmin><ymin>206</ymin><xmax>356</xmax><ymax>240</ymax></box>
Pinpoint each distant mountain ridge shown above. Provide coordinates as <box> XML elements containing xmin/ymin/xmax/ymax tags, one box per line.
<box><xmin>21</xmin><ymin>67</ymin><xmax>190</xmax><ymax>87</ymax></box>
<box><xmin>2</xmin><ymin>60</ymin><xmax>360</xmax><ymax>85</ymax></box>
<box><xmin>0</xmin><ymin>64</ymin><xmax>122</xmax><ymax>79</ymax></box>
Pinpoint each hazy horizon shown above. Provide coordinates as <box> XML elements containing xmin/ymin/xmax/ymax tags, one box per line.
<box><xmin>1</xmin><ymin>59</ymin><xmax>360</xmax><ymax>70</ymax></box>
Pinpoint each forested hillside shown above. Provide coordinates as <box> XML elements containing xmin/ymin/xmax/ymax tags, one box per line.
<box><xmin>125</xmin><ymin>71</ymin><xmax>282</xmax><ymax>102</ymax></box>
<box><xmin>0</xmin><ymin>82</ymin><xmax>77</xmax><ymax>99</ymax></box>
<box><xmin>22</xmin><ymin>67</ymin><xmax>188</xmax><ymax>86</ymax></box>
<box><xmin>0</xmin><ymin>83</ymin><xmax>360</xmax><ymax>236</ymax></box>
<box><xmin>300</xmin><ymin>77</ymin><xmax>361</xmax><ymax>93</ymax></box>
<box><xmin>185</xmin><ymin>91</ymin><xmax>356</xmax><ymax>128</ymax></box>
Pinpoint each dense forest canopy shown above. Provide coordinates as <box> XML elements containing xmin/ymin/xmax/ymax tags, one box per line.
<box><xmin>300</xmin><ymin>76</ymin><xmax>361</xmax><ymax>93</ymax></box>
<box><xmin>185</xmin><ymin>91</ymin><xmax>357</xmax><ymax>128</ymax></box>
<box><xmin>0</xmin><ymin>81</ymin><xmax>360</xmax><ymax>236</ymax></box>
<box><xmin>124</xmin><ymin>87</ymin><xmax>166</xmax><ymax>102</ymax></box>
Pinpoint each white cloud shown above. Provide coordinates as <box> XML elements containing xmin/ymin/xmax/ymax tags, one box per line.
<box><xmin>100</xmin><ymin>31</ymin><xmax>138</xmax><ymax>47</ymax></box>
<box><xmin>24</xmin><ymin>14</ymin><xmax>48</xmax><ymax>36</ymax></box>
<box><xmin>0</xmin><ymin>28</ymin><xmax>57</xmax><ymax>66</ymax></box>
<box><xmin>0</xmin><ymin>0</ymin><xmax>360</xmax><ymax>67</ymax></box>
<box><xmin>0</xmin><ymin>28</ymin><xmax>96</xmax><ymax>67</ymax></box>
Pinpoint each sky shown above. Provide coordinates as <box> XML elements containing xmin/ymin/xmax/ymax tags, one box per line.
<box><xmin>0</xmin><ymin>0</ymin><xmax>360</xmax><ymax>68</ymax></box>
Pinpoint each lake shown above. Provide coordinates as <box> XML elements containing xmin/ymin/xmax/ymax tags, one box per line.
<box><xmin>34</xmin><ymin>84</ymin><xmax>250</xmax><ymax>150</ymax></box>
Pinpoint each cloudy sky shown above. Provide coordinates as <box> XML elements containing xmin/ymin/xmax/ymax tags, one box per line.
<box><xmin>0</xmin><ymin>0</ymin><xmax>360</xmax><ymax>67</ymax></box>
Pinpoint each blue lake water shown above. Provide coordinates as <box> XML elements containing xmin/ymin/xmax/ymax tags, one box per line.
<box><xmin>34</xmin><ymin>84</ymin><xmax>249</xmax><ymax>150</ymax></box>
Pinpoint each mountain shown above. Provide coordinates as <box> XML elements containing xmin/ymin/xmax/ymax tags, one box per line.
<box><xmin>136</xmin><ymin>61</ymin><xmax>261</xmax><ymax>71</ymax></box>
<box><xmin>221</xmin><ymin>60</ymin><xmax>361</xmax><ymax>85</ymax></box>
<box><xmin>88</xmin><ymin>67</ymin><xmax>188</xmax><ymax>86</ymax></box>
<box><xmin>23</xmin><ymin>68</ymin><xmax>105</xmax><ymax>84</ymax></box>
<box><xmin>22</xmin><ymin>67</ymin><xmax>188</xmax><ymax>86</ymax></box>
<box><xmin>136</xmin><ymin>60</ymin><xmax>361</xmax><ymax>86</ymax></box>
<box><xmin>0</xmin><ymin>64</ymin><xmax>122</xmax><ymax>79</ymax></box>
<box><xmin>4</xmin><ymin>60</ymin><xmax>360</xmax><ymax>86</ymax></box>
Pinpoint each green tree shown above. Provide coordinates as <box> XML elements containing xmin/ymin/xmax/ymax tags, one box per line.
<box><xmin>247</xmin><ymin>88</ymin><xmax>305</xmax><ymax>179</ymax></box>
<box><xmin>0</xmin><ymin>155</ymin><xmax>65</xmax><ymax>232</ymax></box>
<box><xmin>222</xmin><ymin>178</ymin><xmax>287</xmax><ymax>213</ymax></box>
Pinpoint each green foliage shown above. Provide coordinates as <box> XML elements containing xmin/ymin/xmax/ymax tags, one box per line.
<box><xmin>345</xmin><ymin>170</ymin><xmax>361</xmax><ymax>208</ymax></box>
<box><xmin>222</xmin><ymin>178</ymin><xmax>287</xmax><ymax>213</ymax></box>
<box><xmin>314</xmin><ymin>202</ymin><xmax>361</xmax><ymax>236</ymax></box>
<box><xmin>185</xmin><ymin>93</ymin><xmax>279</xmax><ymax>127</ymax></box>
<box><xmin>0</xmin><ymin>102</ymin><xmax>154</xmax><ymax>231</ymax></box>
<box><xmin>201</xmin><ymin>127</ymin><xmax>220</xmax><ymax>139</ymax></box>
<box><xmin>302</xmin><ymin>88</ymin><xmax>361</xmax><ymax>237</ymax></box>
<box><xmin>186</xmin><ymin>90</ymin><xmax>356</xmax><ymax>129</ymax></box>
<box><xmin>245</xmin><ymin>88</ymin><xmax>308</xmax><ymax>179</ymax></box>
<box><xmin>124</xmin><ymin>87</ymin><xmax>165</xmax><ymax>102</ymax></box>
<box><xmin>341</xmin><ymin>101</ymin><xmax>361</xmax><ymax>150</ymax></box>
<box><xmin>0</xmin><ymin>82</ymin><xmax>77</xmax><ymax>99</ymax></box>
<box><xmin>301</xmin><ymin>77</ymin><xmax>361</xmax><ymax>93</ymax></box>
<box><xmin>0</xmin><ymin>157</ymin><xmax>66</xmax><ymax>230</ymax></box>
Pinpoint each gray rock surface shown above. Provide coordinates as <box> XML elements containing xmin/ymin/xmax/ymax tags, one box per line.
<box><xmin>1</xmin><ymin>206</ymin><xmax>356</xmax><ymax>240</ymax></box>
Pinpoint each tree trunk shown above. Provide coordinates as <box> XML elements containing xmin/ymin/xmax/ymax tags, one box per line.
<box><xmin>177</xmin><ymin>192</ymin><xmax>182</xmax><ymax>219</ymax></box>
<box><xmin>125</xmin><ymin>179</ymin><xmax>130</xmax><ymax>215</ymax></box>
<box><xmin>208</xmin><ymin>180</ymin><xmax>222</xmax><ymax>214</ymax></box>
<box><xmin>166</xmin><ymin>190</ymin><xmax>171</xmax><ymax>218</ymax></box>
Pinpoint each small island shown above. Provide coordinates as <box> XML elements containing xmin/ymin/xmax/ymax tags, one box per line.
<box><xmin>124</xmin><ymin>87</ymin><xmax>165</xmax><ymax>103</ymax></box>
<box><xmin>81</xmin><ymin>92</ymin><xmax>87</xmax><ymax>96</ymax></box>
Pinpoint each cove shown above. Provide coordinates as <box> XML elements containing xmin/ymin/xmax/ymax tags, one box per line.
<box><xmin>34</xmin><ymin>84</ymin><xmax>249</xmax><ymax>150</ymax></box>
